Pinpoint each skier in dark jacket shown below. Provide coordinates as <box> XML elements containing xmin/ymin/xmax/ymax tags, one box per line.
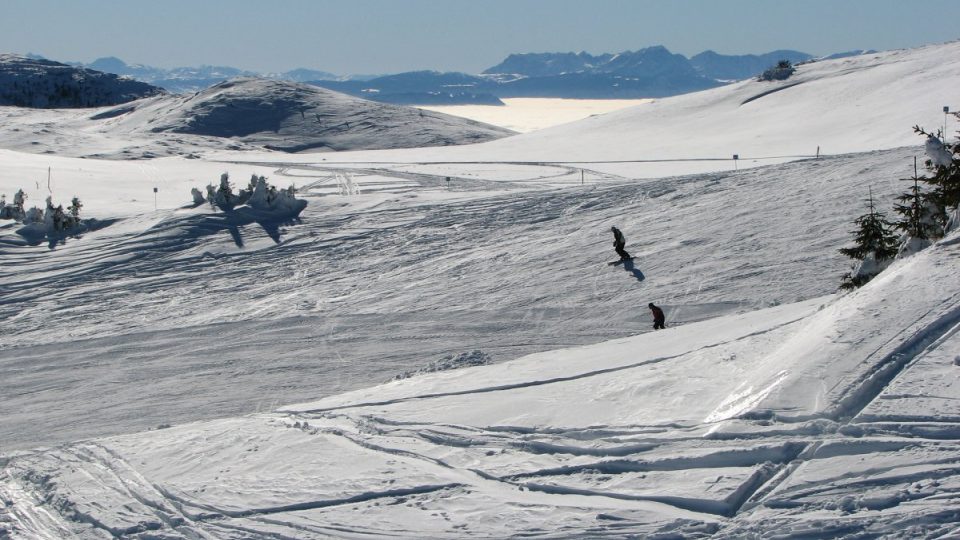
<box><xmin>649</xmin><ymin>302</ymin><xmax>665</xmax><ymax>330</ymax></box>
<box><xmin>610</xmin><ymin>226</ymin><xmax>631</xmax><ymax>261</ymax></box>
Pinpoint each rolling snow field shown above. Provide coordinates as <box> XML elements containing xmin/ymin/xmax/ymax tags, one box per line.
<box><xmin>417</xmin><ymin>98</ymin><xmax>654</xmax><ymax>133</ymax></box>
<box><xmin>2</xmin><ymin>41</ymin><xmax>960</xmax><ymax>538</ymax></box>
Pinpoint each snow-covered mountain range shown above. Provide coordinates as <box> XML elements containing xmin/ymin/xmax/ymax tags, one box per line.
<box><xmin>84</xmin><ymin>56</ymin><xmax>342</xmax><ymax>94</ymax></box>
<box><xmin>60</xmin><ymin>46</ymin><xmax>871</xmax><ymax>103</ymax></box>
<box><xmin>1</xmin><ymin>40</ymin><xmax>960</xmax><ymax>538</ymax></box>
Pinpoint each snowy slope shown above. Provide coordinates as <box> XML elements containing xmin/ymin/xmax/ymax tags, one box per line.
<box><xmin>0</xmin><ymin>145</ymin><xmax>922</xmax><ymax>451</ymax></box>
<box><xmin>2</xmin><ymin>40</ymin><xmax>960</xmax><ymax>538</ymax></box>
<box><xmin>225</xmin><ymin>40</ymin><xmax>960</xmax><ymax>180</ymax></box>
<box><xmin>3</xmin><ymin>232</ymin><xmax>960</xmax><ymax>537</ymax></box>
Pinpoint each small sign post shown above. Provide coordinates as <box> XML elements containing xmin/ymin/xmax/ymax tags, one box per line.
<box><xmin>733</xmin><ymin>154</ymin><xmax>739</xmax><ymax>171</ymax></box>
<box><xmin>153</xmin><ymin>187</ymin><xmax>158</xmax><ymax>210</ymax></box>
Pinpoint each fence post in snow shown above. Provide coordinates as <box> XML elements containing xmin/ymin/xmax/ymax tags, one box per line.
<box><xmin>945</xmin><ymin>106</ymin><xmax>950</xmax><ymax>142</ymax></box>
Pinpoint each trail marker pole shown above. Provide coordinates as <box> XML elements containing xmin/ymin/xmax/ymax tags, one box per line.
<box><xmin>816</xmin><ymin>146</ymin><xmax>820</xmax><ymax>159</ymax></box>
<box><xmin>581</xmin><ymin>169</ymin><xmax>584</xmax><ymax>185</ymax></box>
<box><xmin>153</xmin><ymin>187</ymin><xmax>158</xmax><ymax>210</ymax></box>
<box><xmin>945</xmin><ymin>106</ymin><xmax>951</xmax><ymax>142</ymax></box>
<box><xmin>733</xmin><ymin>154</ymin><xmax>739</xmax><ymax>171</ymax></box>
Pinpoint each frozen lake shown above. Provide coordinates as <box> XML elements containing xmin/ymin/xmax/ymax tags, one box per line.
<box><xmin>418</xmin><ymin>97</ymin><xmax>653</xmax><ymax>132</ymax></box>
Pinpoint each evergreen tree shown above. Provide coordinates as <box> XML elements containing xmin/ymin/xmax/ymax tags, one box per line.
<box><xmin>839</xmin><ymin>188</ymin><xmax>899</xmax><ymax>290</ymax></box>
<box><xmin>913</xmin><ymin>125</ymin><xmax>960</xmax><ymax>232</ymax></box>
<box><xmin>68</xmin><ymin>196</ymin><xmax>82</xmax><ymax>219</ymax></box>
<box><xmin>892</xmin><ymin>157</ymin><xmax>937</xmax><ymax>240</ymax></box>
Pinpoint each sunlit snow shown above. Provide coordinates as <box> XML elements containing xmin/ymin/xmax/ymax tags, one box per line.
<box><xmin>2</xmin><ymin>41</ymin><xmax>960</xmax><ymax>539</ymax></box>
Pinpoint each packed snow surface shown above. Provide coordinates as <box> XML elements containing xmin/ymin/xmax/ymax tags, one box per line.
<box><xmin>2</xmin><ymin>41</ymin><xmax>960</xmax><ymax>538</ymax></box>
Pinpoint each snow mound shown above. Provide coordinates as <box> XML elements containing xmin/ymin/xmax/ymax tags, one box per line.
<box><xmin>391</xmin><ymin>350</ymin><xmax>492</xmax><ymax>381</ymax></box>
<box><xmin>106</xmin><ymin>77</ymin><xmax>514</xmax><ymax>152</ymax></box>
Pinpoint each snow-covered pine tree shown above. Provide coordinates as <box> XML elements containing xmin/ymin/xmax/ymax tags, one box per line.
<box><xmin>839</xmin><ymin>188</ymin><xmax>899</xmax><ymax>290</ymax></box>
<box><xmin>13</xmin><ymin>189</ymin><xmax>26</xmax><ymax>215</ymax></box>
<box><xmin>913</xmin><ymin>125</ymin><xmax>960</xmax><ymax>232</ymax></box>
<box><xmin>205</xmin><ymin>184</ymin><xmax>217</xmax><ymax>207</ymax></box>
<box><xmin>214</xmin><ymin>172</ymin><xmax>235</xmax><ymax>210</ymax></box>
<box><xmin>893</xmin><ymin>157</ymin><xmax>937</xmax><ymax>257</ymax></box>
<box><xmin>190</xmin><ymin>188</ymin><xmax>205</xmax><ymax>206</ymax></box>
<box><xmin>68</xmin><ymin>196</ymin><xmax>82</xmax><ymax>219</ymax></box>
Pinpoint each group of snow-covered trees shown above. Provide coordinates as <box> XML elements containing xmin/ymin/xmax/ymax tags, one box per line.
<box><xmin>758</xmin><ymin>60</ymin><xmax>795</xmax><ymax>82</ymax></box>
<box><xmin>191</xmin><ymin>173</ymin><xmax>306</xmax><ymax>217</ymax></box>
<box><xmin>839</xmin><ymin>126</ymin><xmax>960</xmax><ymax>289</ymax></box>
<box><xmin>0</xmin><ymin>189</ymin><xmax>83</xmax><ymax>232</ymax></box>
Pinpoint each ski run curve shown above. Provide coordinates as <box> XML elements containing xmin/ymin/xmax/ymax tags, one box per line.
<box><xmin>3</xmin><ymin>40</ymin><xmax>960</xmax><ymax>538</ymax></box>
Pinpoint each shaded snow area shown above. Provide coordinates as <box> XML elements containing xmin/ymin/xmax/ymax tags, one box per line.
<box><xmin>3</xmin><ymin>40</ymin><xmax>960</xmax><ymax>538</ymax></box>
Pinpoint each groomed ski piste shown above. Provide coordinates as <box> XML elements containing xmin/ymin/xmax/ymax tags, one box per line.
<box><xmin>2</xmin><ymin>41</ymin><xmax>960</xmax><ymax>538</ymax></box>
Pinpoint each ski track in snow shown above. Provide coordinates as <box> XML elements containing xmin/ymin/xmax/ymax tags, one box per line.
<box><xmin>4</xmin><ymin>146</ymin><xmax>960</xmax><ymax>537</ymax></box>
<box><xmin>0</xmin><ymin>147</ymin><xmax>914</xmax><ymax>452</ymax></box>
<box><xmin>5</xmin><ymin>42</ymin><xmax>960</xmax><ymax>538</ymax></box>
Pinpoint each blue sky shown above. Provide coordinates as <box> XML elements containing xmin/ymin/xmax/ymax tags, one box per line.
<box><xmin>1</xmin><ymin>0</ymin><xmax>957</xmax><ymax>74</ymax></box>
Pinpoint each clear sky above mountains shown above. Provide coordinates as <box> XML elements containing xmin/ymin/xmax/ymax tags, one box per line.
<box><xmin>2</xmin><ymin>0</ymin><xmax>957</xmax><ymax>75</ymax></box>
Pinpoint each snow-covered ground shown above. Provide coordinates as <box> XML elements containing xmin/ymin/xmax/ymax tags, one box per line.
<box><xmin>2</xmin><ymin>41</ymin><xmax>960</xmax><ymax>538</ymax></box>
<box><xmin>418</xmin><ymin>98</ymin><xmax>654</xmax><ymax>133</ymax></box>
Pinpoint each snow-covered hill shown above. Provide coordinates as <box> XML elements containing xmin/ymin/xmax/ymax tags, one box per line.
<box><xmin>0</xmin><ymin>77</ymin><xmax>514</xmax><ymax>158</ymax></box>
<box><xmin>2</xmin><ymin>40</ymin><xmax>960</xmax><ymax>538</ymax></box>
<box><xmin>0</xmin><ymin>54</ymin><xmax>164</xmax><ymax>108</ymax></box>
<box><xmin>259</xmin><ymin>40</ymin><xmax>960</xmax><ymax>179</ymax></box>
<box><xmin>110</xmin><ymin>78</ymin><xmax>514</xmax><ymax>152</ymax></box>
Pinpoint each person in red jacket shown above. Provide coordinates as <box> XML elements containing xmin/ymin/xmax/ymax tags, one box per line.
<box><xmin>649</xmin><ymin>302</ymin><xmax>665</xmax><ymax>330</ymax></box>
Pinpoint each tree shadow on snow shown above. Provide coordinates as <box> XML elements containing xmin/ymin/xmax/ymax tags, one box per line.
<box><xmin>195</xmin><ymin>210</ymin><xmax>298</xmax><ymax>248</ymax></box>
<box><xmin>227</xmin><ymin>223</ymin><xmax>244</xmax><ymax>247</ymax></box>
<box><xmin>7</xmin><ymin>218</ymin><xmax>117</xmax><ymax>250</ymax></box>
<box><xmin>256</xmin><ymin>220</ymin><xmax>282</xmax><ymax>243</ymax></box>
<box><xmin>623</xmin><ymin>258</ymin><xmax>645</xmax><ymax>281</ymax></box>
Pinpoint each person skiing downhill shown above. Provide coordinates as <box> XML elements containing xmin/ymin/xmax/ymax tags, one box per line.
<box><xmin>649</xmin><ymin>302</ymin><xmax>665</xmax><ymax>330</ymax></box>
<box><xmin>610</xmin><ymin>226</ymin><xmax>632</xmax><ymax>261</ymax></box>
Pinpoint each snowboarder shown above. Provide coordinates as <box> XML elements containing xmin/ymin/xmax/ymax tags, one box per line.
<box><xmin>649</xmin><ymin>302</ymin><xmax>665</xmax><ymax>330</ymax></box>
<box><xmin>610</xmin><ymin>226</ymin><xmax>632</xmax><ymax>261</ymax></box>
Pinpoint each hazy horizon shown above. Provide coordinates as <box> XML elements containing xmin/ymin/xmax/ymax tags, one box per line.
<box><xmin>1</xmin><ymin>0</ymin><xmax>957</xmax><ymax>75</ymax></box>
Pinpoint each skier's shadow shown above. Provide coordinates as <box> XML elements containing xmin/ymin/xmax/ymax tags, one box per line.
<box><xmin>623</xmin><ymin>258</ymin><xmax>645</xmax><ymax>281</ymax></box>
